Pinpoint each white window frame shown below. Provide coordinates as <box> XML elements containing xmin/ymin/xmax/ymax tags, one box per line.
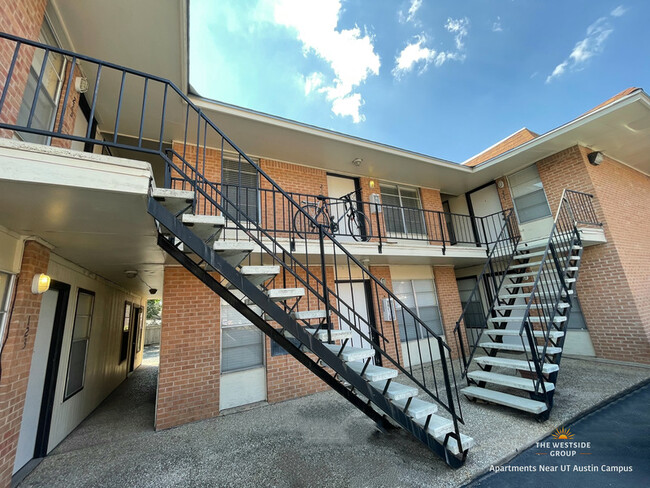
<box><xmin>508</xmin><ymin>165</ymin><xmax>552</xmax><ymax>224</ymax></box>
<box><xmin>393</xmin><ymin>279</ymin><xmax>444</xmax><ymax>342</ymax></box>
<box><xmin>0</xmin><ymin>272</ymin><xmax>16</xmax><ymax>357</ymax></box>
<box><xmin>64</xmin><ymin>288</ymin><xmax>94</xmax><ymax>400</ymax></box>
<box><xmin>221</xmin><ymin>157</ymin><xmax>261</xmax><ymax>223</ymax></box>
<box><xmin>379</xmin><ymin>183</ymin><xmax>426</xmax><ymax>238</ymax></box>
<box><xmin>220</xmin><ymin>300</ymin><xmax>265</xmax><ymax>374</ymax></box>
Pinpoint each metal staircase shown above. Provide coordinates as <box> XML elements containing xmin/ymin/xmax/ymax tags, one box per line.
<box><xmin>455</xmin><ymin>190</ymin><xmax>601</xmax><ymax>420</ymax></box>
<box><xmin>0</xmin><ymin>31</ymin><xmax>476</xmax><ymax>466</ymax></box>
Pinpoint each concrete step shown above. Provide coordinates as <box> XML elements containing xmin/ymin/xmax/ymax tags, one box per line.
<box><xmin>437</xmin><ymin>432</ymin><xmax>475</xmax><ymax>456</ymax></box>
<box><xmin>230</xmin><ymin>265</ymin><xmax>279</xmax><ymax>288</ymax></box>
<box><xmin>478</xmin><ymin>341</ymin><xmax>562</xmax><ymax>355</ymax></box>
<box><xmin>513</xmin><ymin>249</ymin><xmax>581</xmax><ymax>260</ymax></box>
<box><xmin>392</xmin><ymin>397</ymin><xmax>438</xmax><ymax>419</ymax></box>
<box><xmin>244</xmin><ymin>287</ymin><xmax>305</xmax><ymax>305</ymax></box>
<box><xmin>305</xmin><ymin>328</ymin><xmax>353</xmax><ymax>341</ymax></box>
<box><xmin>369</xmin><ymin>380</ymin><xmax>418</xmax><ymax>401</ymax></box>
<box><xmin>151</xmin><ymin>188</ymin><xmax>194</xmax><ymax>214</ymax></box>
<box><xmin>462</xmin><ymin>386</ymin><xmax>548</xmax><ymax>414</ymax></box>
<box><xmin>507</xmin><ymin>271</ymin><xmax>572</xmax><ymax>279</ymax></box>
<box><xmin>503</xmin><ymin>277</ymin><xmax>576</xmax><ymax>288</ymax></box>
<box><xmin>346</xmin><ymin>361</ymin><xmax>398</xmax><ymax>382</ymax></box>
<box><xmin>474</xmin><ymin>356</ymin><xmax>559</xmax><ymax>373</ymax></box>
<box><xmin>468</xmin><ymin>370</ymin><xmax>555</xmax><ymax>392</ymax></box>
<box><xmin>500</xmin><ymin>290</ymin><xmax>573</xmax><ymax>300</ymax></box>
<box><xmin>213</xmin><ymin>241</ymin><xmax>256</xmax><ymax>267</ymax></box>
<box><xmin>413</xmin><ymin>413</ymin><xmax>454</xmax><ymax>437</ymax></box>
<box><xmin>291</xmin><ymin>309</ymin><xmax>329</xmax><ymax>321</ymax></box>
<box><xmin>488</xmin><ymin>315</ymin><xmax>567</xmax><ymax>324</ymax></box>
<box><xmin>322</xmin><ymin>343</ymin><xmax>375</xmax><ymax>362</ymax></box>
<box><xmin>494</xmin><ymin>303</ymin><xmax>569</xmax><ymax>311</ymax></box>
<box><xmin>485</xmin><ymin>329</ymin><xmax>565</xmax><ymax>339</ymax></box>
<box><xmin>181</xmin><ymin>214</ymin><xmax>225</xmax><ymax>243</ymax></box>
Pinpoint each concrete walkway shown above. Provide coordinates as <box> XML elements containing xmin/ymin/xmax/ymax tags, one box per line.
<box><xmin>19</xmin><ymin>350</ymin><xmax>650</xmax><ymax>488</ymax></box>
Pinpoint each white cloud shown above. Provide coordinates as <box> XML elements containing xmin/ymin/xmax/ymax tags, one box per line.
<box><xmin>445</xmin><ymin>17</ymin><xmax>469</xmax><ymax>50</ymax></box>
<box><xmin>392</xmin><ymin>35</ymin><xmax>462</xmax><ymax>78</ymax></box>
<box><xmin>270</xmin><ymin>0</ymin><xmax>380</xmax><ymax>123</ymax></box>
<box><xmin>303</xmin><ymin>72</ymin><xmax>324</xmax><ymax>95</ymax></box>
<box><xmin>610</xmin><ymin>5</ymin><xmax>627</xmax><ymax>17</ymax></box>
<box><xmin>492</xmin><ymin>16</ymin><xmax>503</xmax><ymax>32</ymax></box>
<box><xmin>399</xmin><ymin>0</ymin><xmax>423</xmax><ymax>24</ymax></box>
<box><xmin>546</xmin><ymin>14</ymin><xmax>615</xmax><ymax>83</ymax></box>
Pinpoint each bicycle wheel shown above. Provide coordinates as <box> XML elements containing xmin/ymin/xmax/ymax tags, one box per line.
<box><xmin>293</xmin><ymin>205</ymin><xmax>330</xmax><ymax>239</ymax></box>
<box><xmin>348</xmin><ymin>210</ymin><xmax>372</xmax><ymax>242</ymax></box>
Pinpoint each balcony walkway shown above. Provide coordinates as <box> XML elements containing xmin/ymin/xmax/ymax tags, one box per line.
<box><xmin>18</xmin><ymin>351</ymin><xmax>650</xmax><ymax>488</ymax></box>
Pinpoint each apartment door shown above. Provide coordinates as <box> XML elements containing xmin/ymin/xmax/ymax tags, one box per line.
<box><xmin>128</xmin><ymin>306</ymin><xmax>142</xmax><ymax>373</ymax></box>
<box><xmin>327</xmin><ymin>174</ymin><xmax>361</xmax><ymax>241</ymax></box>
<box><xmin>469</xmin><ymin>184</ymin><xmax>506</xmax><ymax>244</ymax></box>
<box><xmin>219</xmin><ymin>301</ymin><xmax>266</xmax><ymax>410</ymax></box>
<box><xmin>14</xmin><ymin>282</ymin><xmax>69</xmax><ymax>474</ymax></box>
<box><xmin>336</xmin><ymin>281</ymin><xmax>377</xmax><ymax>352</ymax></box>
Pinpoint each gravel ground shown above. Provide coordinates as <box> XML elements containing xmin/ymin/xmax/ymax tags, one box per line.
<box><xmin>19</xmin><ymin>348</ymin><xmax>650</xmax><ymax>488</ymax></box>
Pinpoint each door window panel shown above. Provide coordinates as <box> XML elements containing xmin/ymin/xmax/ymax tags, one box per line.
<box><xmin>221</xmin><ymin>301</ymin><xmax>264</xmax><ymax>372</ymax></box>
<box><xmin>509</xmin><ymin>166</ymin><xmax>552</xmax><ymax>223</ymax></box>
<box><xmin>64</xmin><ymin>289</ymin><xmax>94</xmax><ymax>399</ymax></box>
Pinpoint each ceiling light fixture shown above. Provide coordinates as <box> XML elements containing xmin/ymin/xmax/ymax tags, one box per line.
<box><xmin>352</xmin><ymin>158</ymin><xmax>363</xmax><ymax>167</ymax></box>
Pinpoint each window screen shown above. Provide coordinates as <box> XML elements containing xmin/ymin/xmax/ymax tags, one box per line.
<box><xmin>509</xmin><ymin>166</ymin><xmax>552</xmax><ymax>223</ymax></box>
<box><xmin>221</xmin><ymin>301</ymin><xmax>264</xmax><ymax>372</ymax></box>
<box><xmin>221</xmin><ymin>158</ymin><xmax>259</xmax><ymax>223</ymax></box>
<box><xmin>65</xmin><ymin>289</ymin><xmax>94</xmax><ymax>399</ymax></box>
<box><xmin>393</xmin><ymin>279</ymin><xmax>443</xmax><ymax>342</ymax></box>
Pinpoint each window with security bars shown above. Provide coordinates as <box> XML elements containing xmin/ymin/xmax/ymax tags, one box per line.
<box><xmin>221</xmin><ymin>301</ymin><xmax>264</xmax><ymax>372</ymax></box>
<box><xmin>64</xmin><ymin>289</ymin><xmax>94</xmax><ymax>400</ymax></box>
<box><xmin>509</xmin><ymin>165</ymin><xmax>552</xmax><ymax>223</ymax></box>
<box><xmin>221</xmin><ymin>158</ymin><xmax>259</xmax><ymax>223</ymax></box>
<box><xmin>393</xmin><ymin>279</ymin><xmax>443</xmax><ymax>342</ymax></box>
<box><xmin>380</xmin><ymin>184</ymin><xmax>426</xmax><ymax>237</ymax></box>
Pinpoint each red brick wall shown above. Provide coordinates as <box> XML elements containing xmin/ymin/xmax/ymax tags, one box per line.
<box><xmin>0</xmin><ymin>240</ymin><xmax>50</xmax><ymax>486</ymax></box>
<box><xmin>368</xmin><ymin>266</ymin><xmax>401</xmax><ymax>366</ymax></box>
<box><xmin>495</xmin><ymin>176</ymin><xmax>514</xmax><ymax>211</ymax></box>
<box><xmin>433</xmin><ymin>266</ymin><xmax>465</xmax><ymax>360</ymax></box>
<box><xmin>419</xmin><ymin>187</ymin><xmax>446</xmax><ymax>242</ymax></box>
<box><xmin>0</xmin><ymin>0</ymin><xmax>47</xmax><ymax>139</ymax></box>
<box><xmin>157</xmin><ymin>266</ymin><xmax>220</xmax><ymax>430</ymax></box>
<box><xmin>536</xmin><ymin>145</ymin><xmax>650</xmax><ymax>363</ymax></box>
<box><xmin>49</xmin><ymin>63</ymin><xmax>83</xmax><ymax>149</ymax></box>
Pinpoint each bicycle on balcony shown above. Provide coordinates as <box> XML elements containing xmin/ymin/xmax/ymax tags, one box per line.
<box><xmin>293</xmin><ymin>191</ymin><xmax>372</xmax><ymax>242</ymax></box>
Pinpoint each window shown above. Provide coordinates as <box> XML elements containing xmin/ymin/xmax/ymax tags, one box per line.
<box><xmin>120</xmin><ymin>302</ymin><xmax>131</xmax><ymax>363</ymax></box>
<box><xmin>221</xmin><ymin>301</ymin><xmax>264</xmax><ymax>372</ymax></box>
<box><xmin>509</xmin><ymin>166</ymin><xmax>552</xmax><ymax>223</ymax></box>
<box><xmin>221</xmin><ymin>158</ymin><xmax>259</xmax><ymax>223</ymax></box>
<box><xmin>16</xmin><ymin>19</ymin><xmax>65</xmax><ymax>145</ymax></box>
<box><xmin>0</xmin><ymin>272</ymin><xmax>15</xmax><ymax>353</ymax></box>
<box><xmin>380</xmin><ymin>184</ymin><xmax>426</xmax><ymax>237</ymax></box>
<box><xmin>393</xmin><ymin>280</ymin><xmax>443</xmax><ymax>342</ymax></box>
<box><xmin>64</xmin><ymin>289</ymin><xmax>94</xmax><ymax>399</ymax></box>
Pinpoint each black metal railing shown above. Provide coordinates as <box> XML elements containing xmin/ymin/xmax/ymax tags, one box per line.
<box><xmin>0</xmin><ymin>33</ymin><xmax>470</xmax><ymax>443</ymax></box>
<box><xmin>453</xmin><ymin>209</ymin><xmax>521</xmax><ymax>375</ymax></box>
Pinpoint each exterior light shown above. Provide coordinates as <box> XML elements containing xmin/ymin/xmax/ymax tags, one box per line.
<box><xmin>32</xmin><ymin>273</ymin><xmax>51</xmax><ymax>294</ymax></box>
<box><xmin>352</xmin><ymin>158</ymin><xmax>363</xmax><ymax>167</ymax></box>
<box><xmin>588</xmin><ymin>151</ymin><xmax>604</xmax><ymax>166</ymax></box>
<box><xmin>369</xmin><ymin>180</ymin><xmax>375</xmax><ymax>189</ymax></box>
<box><xmin>74</xmin><ymin>77</ymin><xmax>89</xmax><ymax>93</ymax></box>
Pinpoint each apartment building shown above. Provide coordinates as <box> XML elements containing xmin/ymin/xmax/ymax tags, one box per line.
<box><xmin>0</xmin><ymin>0</ymin><xmax>649</xmax><ymax>484</ymax></box>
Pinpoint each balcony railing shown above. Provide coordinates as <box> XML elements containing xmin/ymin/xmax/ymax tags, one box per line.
<box><xmin>168</xmin><ymin>172</ymin><xmax>510</xmax><ymax>253</ymax></box>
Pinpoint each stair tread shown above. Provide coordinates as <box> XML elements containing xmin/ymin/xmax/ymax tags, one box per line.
<box><xmin>494</xmin><ymin>303</ymin><xmax>569</xmax><ymax>310</ymax></box>
<box><xmin>474</xmin><ymin>356</ymin><xmax>559</xmax><ymax>373</ymax></box>
<box><xmin>346</xmin><ymin>361</ymin><xmax>398</xmax><ymax>382</ymax></box>
<box><xmin>413</xmin><ymin>413</ymin><xmax>454</xmax><ymax>436</ymax></box>
<box><xmin>485</xmin><ymin>329</ymin><xmax>564</xmax><ymax>339</ymax></box>
<box><xmin>514</xmin><ymin>250</ymin><xmax>581</xmax><ymax>260</ymax></box>
<box><xmin>305</xmin><ymin>328</ymin><xmax>352</xmax><ymax>341</ymax></box>
<box><xmin>369</xmin><ymin>380</ymin><xmax>418</xmax><ymax>401</ymax></box>
<box><xmin>239</xmin><ymin>265</ymin><xmax>280</xmax><ymax>275</ymax></box>
<box><xmin>437</xmin><ymin>432</ymin><xmax>475</xmax><ymax>456</ymax></box>
<box><xmin>392</xmin><ymin>397</ymin><xmax>438</xmax><ymax>419</ymax></box>
<box><xmin>462</xmin><ymin>386</ymin><xmax>548</xmax><ymax>414</ymax></box>
<box><xmin>501</xmin><ymin>290</ymin><xmax>573</xmax><ymax>299</ymax></box>
<box><xmin>151</xmin><ymin>188</ymin><xmax>194</xmax><ymax>214</ymax></box>
<box><xmin>488</xmin><ymin>316</ymin><xmax>567</xmax><ymax>323</ymax></box>
<box><xmin>244</xmin><ymin>287</ymin><xmax>304</xmax><ymax>305</ymax></box>
<box><xmin>479</xmin><ymin>342</ymin><xmax>562</xmax><ymax>354</ymax></box>
<box><xmin>292</xmin><ymin>309</ymin><xmax>328</xmax><ymax>320</ymax></box>
<box><xmin>181</xmin><ymin>214</ymin><xmax>225</xmax><ymax>243</ymax></box>
<box><xmin>322</xmin><ymin>343</ymin><xmax>375</xmax><ymax>362</ymax></box>
<box><xmin>468</xmin><ymin>370</ymin><xmax>555</xmax><ymax>392</ymax></box>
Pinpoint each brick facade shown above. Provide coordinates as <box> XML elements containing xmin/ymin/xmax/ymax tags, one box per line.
<box><xmin>157</xmin><ymin>266</ymin><xmax>221</xmax><ymax>430</ymax></box>
<box><xmin>536</xmin><ymin>145</ymin><xmax>650</xmax><ymax>363</ymax></box>
<box><xmin>0</xmin><ymin>241</ymin><xmax>50</xmax><ymax>486</ymax></box>
<box><xmin>433</xmin><ymin>266</ymin><xmax>465</xmax><ymax>360</ymax></box>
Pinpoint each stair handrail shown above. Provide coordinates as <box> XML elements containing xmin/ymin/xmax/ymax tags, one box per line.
<box><xmin>453</xmin><ymin>209</ymin><xmax>520</xmax><ymax>376</ymax></box>
<box><xmin>0</xmin><ymin>32</ymin><xmax>468</xmax><ymax>425</ymax></box>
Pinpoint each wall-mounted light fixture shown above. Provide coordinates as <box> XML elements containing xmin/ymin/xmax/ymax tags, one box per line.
<box><xmin>369</xmin><ymin>180</ymin><xmax>375</xmax><ymax>189</ymax></box>
<box><xmin>31</xmin><ymin>273</ymin><xmax>51</xmax><ymax>294</ymax></box>
<box><xmin>588</xmin><ymin>151</ymin><xmax>604</xmax><ymax>166</ymax></box>
<box><xmin>352</xmin><ymin>158</ymin><xmax>363</xmax><ymax>167</ymax></box>
<box><xmin>74</xmin><ymin>76</ymin><xmax>89</xmax><ymax>93</ymax></box>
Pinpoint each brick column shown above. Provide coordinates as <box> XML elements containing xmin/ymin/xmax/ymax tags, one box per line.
<box><xmin>0</xmin><ymin>240</ymin><xmax>50</xmax><ymax>485</ymax></box>
<box><xmin>156</xmin><ymin>266</ymin><xmax>220</xmax><ymax>429</ymax></box>
<box><xmin>419</xmin><ymin>187</ymin><xmax>446</xmax><ymax>242</ymax></box>
<box><xmin>432</xmin><ymin>266</ymin><xmax>464</xmax><ymax>360</ymax></box>
<box><xmin>368</xmin><ymin>266</ymin><xmax>402</xmax><ymax>366</ymax></box>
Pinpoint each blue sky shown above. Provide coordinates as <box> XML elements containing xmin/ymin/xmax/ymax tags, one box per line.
<box><xmin>189</xmin><ymin>0</ymin><xmax>649</xmax><ymax>163</ymax></box>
